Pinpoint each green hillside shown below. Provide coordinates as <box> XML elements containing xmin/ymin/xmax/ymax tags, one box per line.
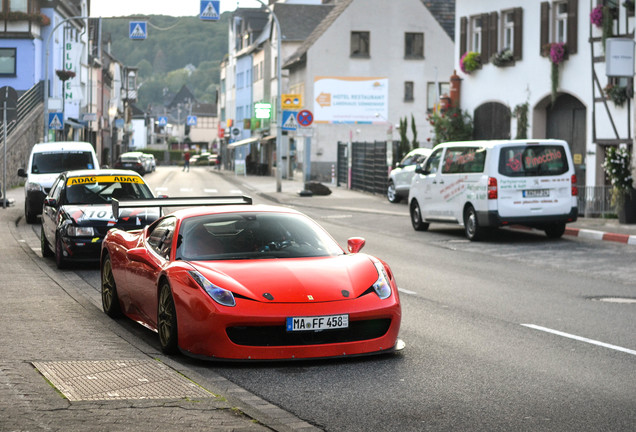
<box><xmin>102</xmin><ymin>14</ymin><xmax>230</xmax><ymax>107</ymax></box>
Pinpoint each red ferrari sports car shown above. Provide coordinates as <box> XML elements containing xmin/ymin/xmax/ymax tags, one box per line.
<box><xmin>101</xmin><ymin>196</ymin><xmax>402</xmax><ymax>361</ymax></box>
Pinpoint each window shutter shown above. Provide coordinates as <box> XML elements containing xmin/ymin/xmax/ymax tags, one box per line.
<box><xmin>513</xmin><ymin>7</ymin><xmax>523</xmax><ymax>60</ymax></box>
<box><xmin>481</xmin><ymin>13</ymin><xmax>490</xmax><ymax>62</ymax></box>
<box><xmin>567</xmin><ymin>0</ymin><xmax>578</xmax><ymax>54</ymax></box>
<box><xmin>489</xmin><ymin>12</ymin><xmax>499</xmax><ymax>59</ymax></box>
<box><xmin>460</xmin><ymin>17</ymin><xmax>467</xmax><ymax>58</ymax></box>
<box><xmin>540</xmin><ymin>2</ymin><xmax>550</xmax><ymax>56</ymax></box>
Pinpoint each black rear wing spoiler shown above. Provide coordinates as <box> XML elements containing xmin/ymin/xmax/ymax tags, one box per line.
<box><xmin>112</xmin><ymin>195</ymin><xmax>253</xmax><ymax>219</ymax></box>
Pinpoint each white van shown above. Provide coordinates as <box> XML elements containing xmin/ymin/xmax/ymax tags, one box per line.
<box><xmin>407</xmin><ymin>139</ymin><xmax>578</xmax><ymax>240</ymax></box>
<box><xmin>18</xmin><ymin>141</ymin><xmax>99</xmax><ymax>223</ymax></box>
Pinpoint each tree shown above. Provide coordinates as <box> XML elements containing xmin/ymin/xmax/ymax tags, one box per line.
<box><xmin>398</xmin><ymin>117</ymin><xmax>410</xmax><ymax>162</ymax></box>
<box><xmin>410</xmin><ymin>114</ymin><xmax>418</xmax><ymax>148</ymax></box>
<box><xmin>428</xmin><ymin>107</ymin><xmax>473</xmax><ymax>145</ymax></box>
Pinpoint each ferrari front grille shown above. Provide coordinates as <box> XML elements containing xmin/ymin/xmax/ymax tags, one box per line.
<box><xmin>226</xmin><ymin>318</ymin><xmax>391</xmax><ymax>347</ymax></box>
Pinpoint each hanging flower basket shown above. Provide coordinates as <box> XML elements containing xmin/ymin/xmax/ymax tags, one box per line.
<box><xmin>460</xmin><ymin>51</ymin><xmax>481</xmax><ymax>74</ymax></box>
<box><xmin>590</xmin><ymin>5</ymin><xmax>603</xmax><ymax>27</ymax></box>
<box><xmin>543</xmin><ymin>43</ymin><xmax>567</xmax><ymax>103</ymax></box>
<box><xmin>55</xmin><ymin>70</ymin><xmax>76</xmax><ymax>81</ymax></box>
<box><xmin>625</xmin><ymin>0</ymin><xmax>635</xmax><ymax>17</ymax></box>
<box><xmin>603</xmin><ymin>83</ymin><xmax>633</xmax><ymax>107</ymax></box>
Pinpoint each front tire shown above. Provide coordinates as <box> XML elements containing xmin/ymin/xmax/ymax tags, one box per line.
<box><xmin>463</xmin><ymin>205</ymin><xmax>483</xmax><ymax>241</ymax></box>
<box><xmin>387</xmin><ymin>181</ymin><xmax>401</xmax><ymax>203</ymax></box>
<box><xmin>410</xmin><ymin>200</ymin><xmax>429</xmax><ymax>231</ymax></box>
<box><xmin>25</xmin><ymin>202</ymin><xmax>37</xmax><ymax>224</ymax></box>
<box><xmin>545</xmin><ymin>223</ymin><xmax>566</xmax><ymax>239</ymax></box>
<box><xmin>158</xmin><ymin>281</ymin><xmax>178</xmax><ymax>354</ymax></box>
<box><xmin>55</xmin><ymin>235</ymin><xmax>67</xmax><ymax>269</ymax></box>
<box><xmin>101</xmin><ymin>254</ymin><xmax>122</xmax><ymax>318</ymax></box>
<box><xmin>41</xmin><ymin>226</ymin><xmax>53</xmax><ymax>258</ymax></box>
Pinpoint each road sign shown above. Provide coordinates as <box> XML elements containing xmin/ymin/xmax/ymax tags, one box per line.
<box><xmin>0</xmin><ymin>86</ymin><xmax>17</xmax><ymax>122</ymax></box>
<box><xmin>129</xmin><ymin>21</ymin><xmax>147</xmax><ymax>40</ymax></box>
<box><xmin>281</xmin><ymin>111</ymin><xmax>298</xmax><ymax>131</ymax></box>
<box><xmin>187</xmin><ymin>115</ymin><xmax>197</xmax><ymax>126</ymax></box>
<box><xmin>48</xmin><ymin>112</ymin><xmax>63</xmax><ymax>130</ymax></box>
<box><xmin>281</xmin><ymin>94</ymin><xmax>302</xmax><ymax>110</ymax></box>
<box><xmin>158</xmin><ymin>116</ymin><xmax>168</xmax><ymax>127</ymax></box>
<box><xmin>297</xmin><ymin>109</ymin><xmax>314</xmax><ymax>127</ymax></box>
<box><xmin>200</xmin><ymin>1</ymin><xmax>220</xmax><ymax>21</ymax></box>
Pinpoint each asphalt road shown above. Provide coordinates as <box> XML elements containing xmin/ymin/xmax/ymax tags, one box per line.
<box><xmin>20</xmin><ymin>167</ymin><xmax>636</xmax><ymax>431</ymax></box>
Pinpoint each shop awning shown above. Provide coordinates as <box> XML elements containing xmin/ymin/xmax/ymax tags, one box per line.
<box><xmin>227</xmin><ymin>137</ymin><xmax>259</xmax><ymax>149</ymax></box>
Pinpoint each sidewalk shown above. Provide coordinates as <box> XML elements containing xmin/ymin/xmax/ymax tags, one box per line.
<box><xmin>0</xmin><ymin>186</ymin><xmax>320</xmax><ymax>432</ymax></box>
<box><xmin>216</xmin><ymin>169</ymin><xmax>636</xmax><ymax>246</ymax></box>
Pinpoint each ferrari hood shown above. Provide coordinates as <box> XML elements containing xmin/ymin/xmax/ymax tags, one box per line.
<box><xmin>192</xmin><ymin>254</ymin><xmax>380</xmax><ymax>303</ymax></box>
<box><xmin>63</xmin><ymin>204</ymin><xmax>161</xmax><ymax>231</ymax></box>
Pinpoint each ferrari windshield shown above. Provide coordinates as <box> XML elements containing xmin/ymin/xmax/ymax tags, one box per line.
<box><xmin>65</xmin><ymin>177</ymin><xmax>154</xmax><ymax>205</ymax></box>
<box><xmin>176</xmin><ymin>212</ymin><xmax>344</xmax><ymax>260</ymax></box>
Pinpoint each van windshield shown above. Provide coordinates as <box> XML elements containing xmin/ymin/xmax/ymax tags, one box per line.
<box><xmin>499</xmin><ymin>145</ymin><xmax>569</xmax><ymax>177</ymax></box>
<box><xmin>32</xmin><ymin>151</ymin><xmax>95</xmax><ymax>174</ymax></box>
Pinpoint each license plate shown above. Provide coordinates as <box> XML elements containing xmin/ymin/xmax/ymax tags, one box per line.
<box><xmin>523</xmin><ymin>189</ymin><xmax>550</xmax><ymax>198</ymax></box>
<box><xmin>286</xmin><ymin>314</ymin><xmax>349</xmax><ymax>332</ymax></box>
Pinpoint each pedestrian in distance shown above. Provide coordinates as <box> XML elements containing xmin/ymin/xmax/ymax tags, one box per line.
<box><xmin>183</xmin><ymin>150</ymin><xmax>191</xmax><ymax>172</ymax></box>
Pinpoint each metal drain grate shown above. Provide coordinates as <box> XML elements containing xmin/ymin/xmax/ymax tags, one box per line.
<box><xmin>33</xmin><ymin>360</ymin><xmax>213</xmax><ymax>401</ymax></box>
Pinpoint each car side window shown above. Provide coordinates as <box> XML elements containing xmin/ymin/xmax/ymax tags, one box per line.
<box><xmin>147</xmin><ymin>217</ymin><xmax>176</xmax><ymax>259</ymax></box>
<box><xmin>423</xmin><ymin>148</ymin><xmax>443</xmax><ymax>174</ymax></box>
<box><xmin>49</xmin><ymin>177</ymin><xmax>64</xmax><ymax>202</ymax></box>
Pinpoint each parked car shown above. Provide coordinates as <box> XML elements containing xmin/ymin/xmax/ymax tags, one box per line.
<box><xmin>114</xmin><ymin>152</ymin><xmax>146</xmax><ymax>175</ymax></box>
<box><xmin>17</xmin><ymin>141</ymin><xmax>99</xmax><ymax>223</ymax></box>
<box><xmin>40</xmin><ymin>169</ymin><xmax>158</xmax><ymax>268</ymax></box>
<box><xmin>408</xmin><ymin>139</ymin><xmax>578</xmax><ymax>241</ymax></box>
<box><xmin>101</xmin><ymin>196</ymin><xmax>402</xmax><ymax>360</ymax></box>
<box><xmin>387</xmin><ymin>147</ymin><xmax>433</xmax><ymax>203</ymax></box>
<box><xmin>142</xmin><ymin>153</ymin><xmax>156</xmax><ymax>172</ymax></box>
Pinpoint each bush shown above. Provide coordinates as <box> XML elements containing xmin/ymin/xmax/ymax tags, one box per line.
<box><xmin>427</xmin><ymin>107</ymin><xmax>473</xmax><ymax>145</ymax></box>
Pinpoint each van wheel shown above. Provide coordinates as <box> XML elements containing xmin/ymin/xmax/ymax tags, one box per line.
<box><xmin>410</xmin><ymin>201</ymin><xmax>429</xmax><ymax>231</ymax></box>
<box><xmin>387</xmin><ymin>181</ymin><xmax>400</xmax><ymax>203</ymax></box>
<box><xmin>463</xmin><ymin>205</ymin><xmax>483</xmax><ymax>241</ymax></box>
<box><xmin>25</xmin><ymin>202</ymin><xmax>37</xmax><ymax>224</ymax></box>
<box><xmin>545</xmin><ymin>223</ymin><xmax>566</xmax><ymax>239</ymax></box>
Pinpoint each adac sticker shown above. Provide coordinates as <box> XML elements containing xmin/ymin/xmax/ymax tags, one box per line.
<box><xmin>67</xmin><ymin>175</ymin><xmax>144</xmax><ymax>186</ymax></box>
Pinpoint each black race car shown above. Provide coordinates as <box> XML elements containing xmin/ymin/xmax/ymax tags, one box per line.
<box><xmin>41</xmin><ymin>169</ymin><xmax>160</xmax><ymax>268</ymax></box>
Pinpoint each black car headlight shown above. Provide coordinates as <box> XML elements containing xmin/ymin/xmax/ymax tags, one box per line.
<box><xmin>65</xmin><ymin>225</ymin><xmax>95</xmax><ymax>237</ymax></box>
<box><xmin>188</xmin><ymin>270</ymin><xmax>236</xmax><ymax>307</ymax></box>
<box><xmin>372</xmin><ymin>262</ymin><xmax>392</xmax><ymax>300</ymax></box>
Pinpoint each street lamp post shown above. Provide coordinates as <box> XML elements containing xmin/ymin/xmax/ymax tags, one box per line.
<box><xmin>249</xmin><ymin>0</ymin><xmax>282</xmax><ymax>192</ymax></box>
<box><xmin>43</xmin><ymin>15</ymin><xmax>90</xmax><ymax>142</ymax></box>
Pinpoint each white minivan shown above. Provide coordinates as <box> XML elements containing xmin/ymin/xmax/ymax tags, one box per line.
<box><xmin>18</xmin><ymin>141</ymin><xmax>99</xmax><ymax>223</ymax></box>
<box><xmin>408</xmin><ymin>139</ymin><xmax>578</xmax><ymax>240</ymax></box>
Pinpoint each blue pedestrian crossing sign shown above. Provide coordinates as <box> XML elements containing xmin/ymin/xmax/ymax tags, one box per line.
<box><xmin>158</xmin><ymin>116</ymin><xmax>168</xmax><ymax>127</ymax></box>
<box><xmin>129</xmin><ymin>21</ymin><xmax>147</xmax><ymax>40</ymax></box>
<box><xmin>48</xmin><ymin>112</ymin><xmax>63</xmax><ymax>130</ymax></box>
<box><xmin>187</xmin><ymin>115</ymin><xmax>197</xmax><ymax>126</ymax></box>
<box><xmin>200</xmin><ymin>1</ymin><xmax>220</xmax><ymax>21</ymax></box>
<box><xmin>281</xmin><ymin>110</ymin><xmax>298</xmax><ymax>131</ymax></box>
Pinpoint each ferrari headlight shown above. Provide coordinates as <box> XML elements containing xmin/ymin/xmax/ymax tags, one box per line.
<box><xmin>372</xmin><ymin>262</ymin><xmax>392</xmax><ymax>300</ymax></box>
<box><xmin>187</xmin><ymin>270</ymin><xmax>236</xmax><ymax>307</ymax></box>
<box><xmin>65</xmin><ymin>225</ymin><xmax>95</xmax><ymax>237</ymax></box>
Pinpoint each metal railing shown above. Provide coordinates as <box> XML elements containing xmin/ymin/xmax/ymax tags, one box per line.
<box><xmin>578</xmin><ymin>185</ymin><xmax>615</xmax><ymax>218</ymax></box>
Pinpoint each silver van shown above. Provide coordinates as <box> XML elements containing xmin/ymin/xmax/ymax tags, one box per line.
<box><xmin>408</xmin><ymin>139</ymin><xmax>578</xmax><ymax>240</ymax></box>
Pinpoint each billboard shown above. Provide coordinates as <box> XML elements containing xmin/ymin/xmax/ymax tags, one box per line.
<box><xmin>313</xmin><ymin>77</ymin><xmax>388</xmax><ymax>123</ymax></box>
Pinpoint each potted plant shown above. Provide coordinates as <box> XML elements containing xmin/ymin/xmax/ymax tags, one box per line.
<box><xmin>491</xmin><ymin>49</ymin><xmax>515</xmax><ymax>67</ymax></box>
<box><xmin>460</xmin><ymin>51</ymin><xmax>481</xmax><ymax>74</ymax></box>
<box><xmin>624</xmin><ymin>0</ymin><xmax>635</xmax><ymax>17</ymax></box>
<box><xmin>602</xmin><ymin>146</ymin><xmax>636</xmax><ymax>223</ymax></box>
<box><xmin>55</xmin><ymin>70</ymin><xmax>76</xmax><ymax>81</ymax></box>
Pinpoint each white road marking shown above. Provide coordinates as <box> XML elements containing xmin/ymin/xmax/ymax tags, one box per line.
<box><xmin>521</xmin><ymin>324</ymin><xmax>636</xmax><ymax>356</ymax></box>
<box><xmin>203</xmin><ymin>189</ymin><xmax>218</xmax><ymax>194</ymax></box>
<box><xmin>155</xmin><ymin>187</ymin><xmax>168</xmax><ymax>192</ymax></box>
<box><xmin>180</xmin><ymin>188</ymin><xmax>193</xmax><ymax>192</ymax></box>
<box><xmin>398</xmin><ymin>288</ymin><xmax>417</xmax><ymax>295</ymax></box>
<box><xmin>230</xmin><ymin>189</ymin><xmax>243</xmax><ymax>194</ymax></box>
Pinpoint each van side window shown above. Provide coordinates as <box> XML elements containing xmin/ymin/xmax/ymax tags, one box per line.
<box><xmin>499</xmin><ymin>145</ymin><xmax>569</xmax><ymax>177</ymax></box>
<box><xmin>442</xmin><ymin>147</ymin><xmax>486</xmax><ymax>174</ymax></box>
<box><xmin>423</xmin><ymin>148</ymin><xmax>443</xmax><ymax>174</ymax></box>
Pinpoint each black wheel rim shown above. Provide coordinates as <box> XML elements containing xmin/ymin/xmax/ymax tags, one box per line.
<box><xmin>102</xmin><ymin>258</ymin><xmax>115</xmax><ymax>311</ymax></box>
<box><xmin>158</xmin><ymin>285</ymin><xmax>175</xmax><ymax>347</ymax></box>
<box><xmin>466</xmin><ymin>209</ymin><xmax>477</xmax><ymax>237</ymax></box>
<box><xmin>387</xmin><ymin>183</ymin><xmax>396</xmax><ymax>201</ymax></box>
